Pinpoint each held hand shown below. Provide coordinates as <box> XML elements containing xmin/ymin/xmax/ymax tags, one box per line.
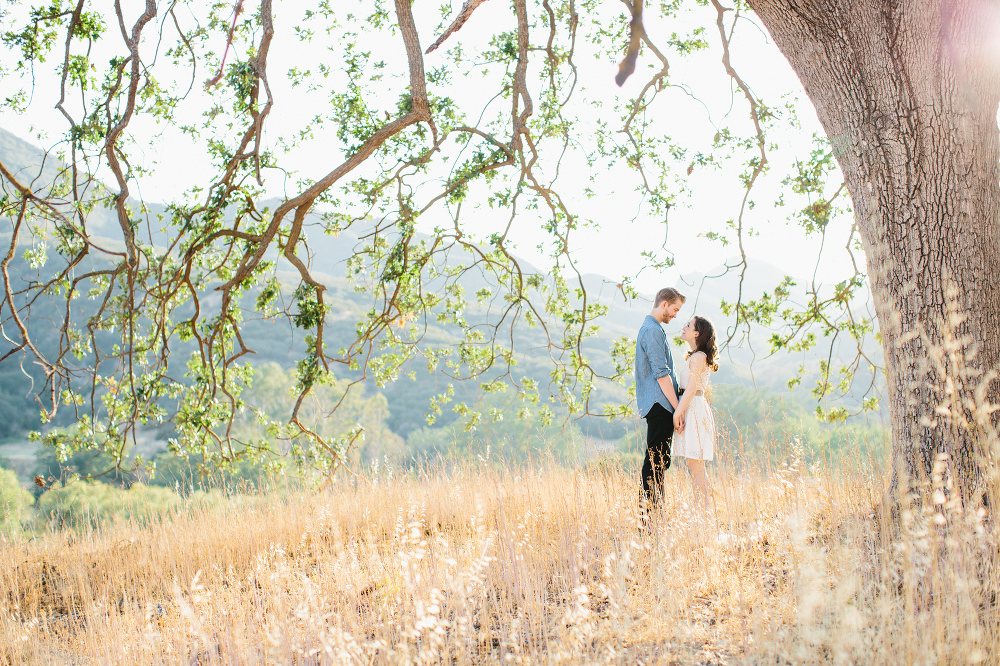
<box><xmin>673</xmin><ymin>412</ymin><xmax>685</xmax><ymax>432</ymax></box>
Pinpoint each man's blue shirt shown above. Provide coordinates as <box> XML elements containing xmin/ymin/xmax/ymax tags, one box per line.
<box><xmin>635</xmin><ymin>314</ymin><xmax>677</xmax><ymax>417</ymax></box>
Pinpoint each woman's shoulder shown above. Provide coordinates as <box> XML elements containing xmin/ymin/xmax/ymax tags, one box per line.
<box><xmin>688</xmin><ymin>351</ymin><xmax>707</xmax><ymax>368</ymax></box>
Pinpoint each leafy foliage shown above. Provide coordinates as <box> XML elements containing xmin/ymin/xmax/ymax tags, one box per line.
<box><xmin>35</xmin><ymin>479</ymin><xmax>220</xmax><ymax>529</ymax></box>
<box><xmin>0</xmin><ymin>0</ymin><xmax>876</xmax><ymax>478</ymax></box>
<box><xmin>0</xmin><ymin>466</ymin><xmax>34</xmax><ymax>535</ymax></box>
<box><xmin>407</xmin><ymin>388</ymin><xmax>583</xmax><ymax>464</ymax></box>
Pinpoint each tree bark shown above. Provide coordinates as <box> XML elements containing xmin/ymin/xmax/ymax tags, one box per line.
<box><xmin>749</xmin><ymin>0</ymin><xmax>1000</xmax><ymax>501</ymax></box>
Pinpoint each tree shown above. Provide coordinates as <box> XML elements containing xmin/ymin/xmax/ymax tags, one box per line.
<box><xmin>0</xmin><ymin>0</ymin><xmax>994</xmax><ymax>499</ymax></box>
<box><xmin>228</xmin><ymin>362</ymin><xmax>406</xmax><ymax>475</ymax></box>
<box><xmin>745</xmin><ymin>1</ymin><xmax>1000</xmax><ymax>501</ymax></box>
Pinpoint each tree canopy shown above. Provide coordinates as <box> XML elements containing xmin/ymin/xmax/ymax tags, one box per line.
<box><xmin>2</xmin><ymin>0</ymin><xmax>987</xmax><ymax>494</ymax></box>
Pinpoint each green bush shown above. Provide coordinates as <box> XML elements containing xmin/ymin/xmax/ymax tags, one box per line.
<box><xmin>0</xmin><ymin>467</ymin><xmax>34</xmax><ymax>535</ymax></box>
<box><xmin>36</xmin><ymin>480</ymin><xmax>220</xmax><ymax>529</ymax></box>
<box><xmin>616</xmin><ymin>384</ymin><xmax>888</xmax><ymax>471</ymax></box>
<box><xmin>406</xmin><ymin>391</ymin><xmax>585</xmax><ymax>465</ymax></box>
<box><xmin>148</xmin><ymin>449</ymin><xmax>288</xmax><ymax>493</ymax></box>
<box><xmin>711</xmin><ymin>383</ymin><xmax>887</xmax><ymax>467</ymax></box>
<box><xmin>233</xmin><ymin>362</ymin><xmax>406</xmax><ymax>466</ymax></box>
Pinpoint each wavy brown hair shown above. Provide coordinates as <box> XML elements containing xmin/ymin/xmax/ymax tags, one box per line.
<box><xmin>685</xmin><ymin>315</ymin><xmax>720</xmax><ymax>371</ymax></box>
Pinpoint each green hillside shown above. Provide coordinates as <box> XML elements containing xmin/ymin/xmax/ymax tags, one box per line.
<box><xmin>0</xmin><ymin>129</ymin><xmax>886</xmax><ymax>482</ymax></box>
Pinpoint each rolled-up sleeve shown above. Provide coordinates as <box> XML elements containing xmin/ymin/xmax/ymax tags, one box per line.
<box><xmin>642</xmin><ymin>326</ymin><xmax>670</xmax><ymax>379</ymax></box>
<box><xmin>635</xmin><ymin>317</ymin><xmax>677</xmax><ymax>417</ymax></box>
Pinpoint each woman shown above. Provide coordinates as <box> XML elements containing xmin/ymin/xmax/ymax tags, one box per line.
<box><xmin>672</xmin><ymin>315</ymin><xmax>719</xmax><ymax>513</ymax></box>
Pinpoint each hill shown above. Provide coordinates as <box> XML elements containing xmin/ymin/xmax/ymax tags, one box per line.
<box><xmin>0</xmin><ymin>129</ymin><xmax>885</xmax><ymax>459</ymax></box>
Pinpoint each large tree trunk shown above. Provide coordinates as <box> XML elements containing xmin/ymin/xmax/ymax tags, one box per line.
<box><xmin>749</xmin><ymin>1</ymin><xmax>1000</xmax><ymax>501</ymax></box>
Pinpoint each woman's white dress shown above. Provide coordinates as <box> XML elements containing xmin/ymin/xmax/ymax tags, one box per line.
<box><xmin>672</xmin><ymin>355</ymin><xmax>716</xmax><ymax>461</ymax></box>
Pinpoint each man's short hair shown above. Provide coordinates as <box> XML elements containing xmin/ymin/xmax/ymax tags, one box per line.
<box><xmin>654</xmin><ymin>287</ymin><xmax>686</xmax><ymax>307</ymax></box>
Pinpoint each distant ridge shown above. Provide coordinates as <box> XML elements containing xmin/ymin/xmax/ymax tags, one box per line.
<box><xmin>0</xmin><ymin>127</ymin><xmax>64</xmax><ymax>186</ymax></box>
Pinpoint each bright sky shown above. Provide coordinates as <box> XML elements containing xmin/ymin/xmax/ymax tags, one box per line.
<box><xmin>0</xmin><ymin>0</ymin><xmax>863</xmax><ymax>296</ymax></box>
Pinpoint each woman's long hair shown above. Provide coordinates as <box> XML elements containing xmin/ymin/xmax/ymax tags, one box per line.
<box><xmin>685</xmin><ymin>315</ymin><xmax>720</xmax><ymax>371</ymax></box>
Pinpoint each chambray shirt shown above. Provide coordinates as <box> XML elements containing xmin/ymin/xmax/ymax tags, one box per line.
<box><xmin>635</xmin><ymin>314</ymin><xmax>678</xmax><ymax>417</ymax></box>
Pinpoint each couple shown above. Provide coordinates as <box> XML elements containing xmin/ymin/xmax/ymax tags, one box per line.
<box><xmin>635</xmin><ymin>287</ymin><xmax>719</xmax><ymax>513</ymax></box>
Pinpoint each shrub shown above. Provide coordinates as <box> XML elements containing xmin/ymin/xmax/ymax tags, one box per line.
<box><xmin>0</xmin><ymin>467</ymin><xmax>34</xmax><ymax>535</ymax></box>
<box><xmin>406</xmin><ymin>391</ymin><xmax>585</xmax><ymax>465</ymax></box>
<box><xmin>36</xmin><ymin>480</ymin><xmax>220</xmax><ymax>529</ymax></box>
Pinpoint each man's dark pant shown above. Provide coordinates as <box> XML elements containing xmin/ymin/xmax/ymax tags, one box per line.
<box><xmin>641</xmin><ymin>402</ymin><xmax>674</xmax><ymax>507</ymax></box>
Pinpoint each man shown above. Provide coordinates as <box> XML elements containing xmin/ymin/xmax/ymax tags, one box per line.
<box><xmin>635</xmin><ymin>287</ymin><xmax>685</xmax><ymax>508</ymax></box>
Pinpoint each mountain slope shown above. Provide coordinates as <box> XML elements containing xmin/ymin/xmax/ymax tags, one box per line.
<box><xmin>0</xmin><ymin>130</ymin><xmax>884</xmax><ymax>444</ymax></box>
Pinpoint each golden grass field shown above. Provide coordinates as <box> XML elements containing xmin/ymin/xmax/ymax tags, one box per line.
<box><xmin>1</xmin><ymin>439</ymin><xmax>997</xmax><ymax>665</ymax></box>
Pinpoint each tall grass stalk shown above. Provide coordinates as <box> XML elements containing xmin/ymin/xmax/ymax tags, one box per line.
<box><xmin>1</xmin><ymin>433</ymin><xmax>997</xmax><ymax>664</ymax></box>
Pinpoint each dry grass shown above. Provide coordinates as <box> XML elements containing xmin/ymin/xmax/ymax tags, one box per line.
<box><xmin>1</xmin><ymin>442</ymin><xmax>997</xmax><ymax>665</ymax></box>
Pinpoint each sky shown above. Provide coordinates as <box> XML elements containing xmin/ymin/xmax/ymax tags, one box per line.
<box><xmin>0</xmin><ymin>0</ymin><xmax>864</xmax><ymax>297</ymax></box>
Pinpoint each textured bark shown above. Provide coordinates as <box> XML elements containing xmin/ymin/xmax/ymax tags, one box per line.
<box><xmin>749</xmin><ymin>0</ymin><xmax>1000</xmax><ymax>500</ymax></box>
